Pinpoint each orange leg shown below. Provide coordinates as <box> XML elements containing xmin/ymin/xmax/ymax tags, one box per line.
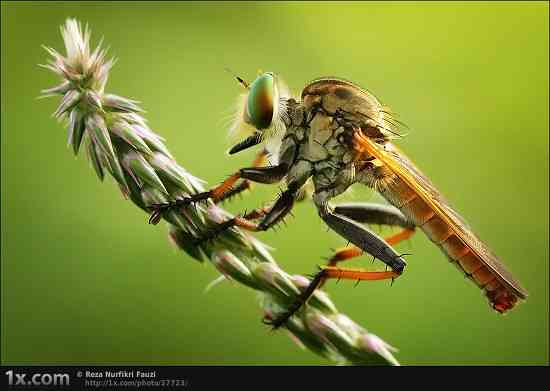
<box><xmin>265</xmin><ymin>265</ymin><xmax>400</xmax><ymax>329</ymax></box>
<box><xmin>327</xmin><ymin>246</ymin><xmax>362</xmax><ymax>267</ymax></box>
<box><xmin>265</xmin><ymin>228</ymin><xmax>416</xmax><ymax>329</ymax></box>
<box><xmin>215</xmin><ymin>149</ymin><xmax>268</xmax><ymax>203</ymax></box>
<box><xmin>187</xmin><ymin>206</ymin><xmax>271</xmax><ymax>244</ymax></box>
<box><xmin>319</xmin><ymin>227</ymin><xmax>415</xmax><ymax>288</ymax></box>
<box><xmin>384</xmin><ymin>227</ymin><xmax>416</xmax><ymax>246</ymax></box>
<box><xmin>322</xmin><ymin>266</ymin><xmax>400</xmax><ymax>282</ymax></box>
<box><xmin>210</xmin><ymin>173</ymin><xmax>242</xmax><ymax>200</ymax></box>
<box><xmin>148</xmin><ymin>149</ymin><xmax>287</xmax><ymax>225</ymax></box>
<box><xmin>185</xmin><ymin>147</ymin><xmax>268</xmax><ymax>203</ymax></box>
<box><xmin>230</xmin><ymin>206</ymin><xmax>272</xmax><ymax>232</ymax></box>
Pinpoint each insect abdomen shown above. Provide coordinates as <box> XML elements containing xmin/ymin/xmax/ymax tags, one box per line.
<box><xmin>381</xmin><ymin>175</ymin><xmax>519</xmax><ymax>313</ymax></box>
<box><xmin>424</xmin><ymin>214</ymin><xmax>519</xmax><ymax>313</ymax></box>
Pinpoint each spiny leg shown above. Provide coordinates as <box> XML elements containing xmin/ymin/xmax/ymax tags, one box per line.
<box><xmin>148</xmin><ymin>161</ymin><xmax>289</xmax><ymax>224</ymax></box>
<box><xmin>215</xmin><ymin>148</ymin><xmax>269</xmax><ymax>204</ymax></box>
<box><xmin>326</xmin><ymin>225</ymin><xmax>414</xmax><ymax>270</ymax></box>
<box><xmin>328</xmin><ymin>202</ymin><xmax>416</xmax><ymax>267</ymax></box>
<box><xmin>193</xmin><ymin>186</ymin><xmax>298</xmax><ymax>245</ymax></box>
<box><xmin>265</xmin><ymin>265</ymin><xmax>399</xmax><ymax>329</ymax></box>
<box><xmin>193</xmin><ymin>206</ymin><xmax>270</xmax><ymax>245</ymax></box>
<box><xmin>321</xmin><ymin>210</ymin><xmax>407</xmax><ymax>272</ymax></box>
<box><xmin>385</xmin><ymin>227</ymin><xmax>415</xmax><ymax>246</ymax></box>
<box><xmin>149</xmin><ymin>135</ymin><xmax>299</xmax><ymax>224</ymax></box>
<box><xmin>327</xmin><ymin>246</ymin><xmax>363</xmax><ymax>267</ymax></box>
<box><xmin>194</xmin><ymin>180</ymin><xmax>313</xmax><ymax>244</ymax></box>
<box><xmin>267</xmin><ymin>203</ymin><xmax>414</xmax><ymax>328</ymax></box>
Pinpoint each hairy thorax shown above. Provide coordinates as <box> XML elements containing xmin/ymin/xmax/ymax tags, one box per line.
<box><xmin>281</xmin><ymin>108</ymin><xmax>359</xmax><ymax>202</ymax></box>
<box><xmin>278</xmin><ymin>89</ymin><xmax>395</xmax><ymax>208</ymax></box>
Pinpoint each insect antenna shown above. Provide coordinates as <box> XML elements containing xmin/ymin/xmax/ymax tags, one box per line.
<box><xmin>224</xmin><ymin>67</ymin><xmax>249</xmax><ymax>89</ymax></box>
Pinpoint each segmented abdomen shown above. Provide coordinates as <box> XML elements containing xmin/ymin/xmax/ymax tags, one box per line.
<box><xmin>380</xmin><ymin>174</ymin><xmax>521</xmax><ymax>313</ymax></box>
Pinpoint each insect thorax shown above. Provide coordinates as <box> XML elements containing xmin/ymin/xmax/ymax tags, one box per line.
<box><xmin>275</xmin><ymin>79</ymin><xmax>395</xmax><ymax>206</ymax></box>
<box><xmin>280</xmin><ymin>106</ymin><xmax>364</xmax><ymax>203</ymax></box>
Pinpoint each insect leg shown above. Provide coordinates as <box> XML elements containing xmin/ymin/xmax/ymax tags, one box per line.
<box><xmin>333</xmin><ymin>202</ymin><xmax>413</xmax><ymax>229</ymax></box>
<box><xmin>192</xmin><ymin>182</ymin><xmax>301</xmax><ymax>245</ymax></box>
<box><xmin>215</xmin><ymin>185</ymin><xmax>298</xmax><ymax>234</ymax></box>
<box><xmin>320</xmin><ymin>209</ymin><xmax>407</xmax><ymax>273</ymax></box>
<box><xmin>148</xmin><ymin>161</ymin><xmax>289</xmax><ymax>225</ymax></box>
<box><xmin>266</xmin><ymin>202</ymin><xmax>409</xmax><ymax>328</ymax></box>
<box><xmin>191</xmin><ymin>206</ymin><xmax>271</xmax><ymax>245</ymax></box>
<box><xmin>228</xmin><ymin>131</ymin><xmax>262</xmax><ymax>155</ymax></box>
<box><xmin>327</xmin><ymin>202</ymin><xmax>416</xmax><ymax>265</ymax></box>
<box><xmin>266</xmin><ymin>266</ymin><xmax>399</xmax><ymax>329</ymax></box>
<box><xmin>216</xmin><ymin>148</ymin><xmax>269</xmax><ymax>204</ymax></box>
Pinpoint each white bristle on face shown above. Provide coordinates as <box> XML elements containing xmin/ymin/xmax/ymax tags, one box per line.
<box><xmin>227</xmin><ymin>92</ymin><xmax>255</xmax><ymax>140</ymax></box>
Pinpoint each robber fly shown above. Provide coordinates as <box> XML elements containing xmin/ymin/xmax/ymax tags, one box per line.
<box><xmin>149</xmin><ymin>72</ymin><xmax>528</xmax><ymax>327</ymax></box>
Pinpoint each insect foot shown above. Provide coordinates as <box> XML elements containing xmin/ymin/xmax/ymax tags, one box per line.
<box><xmin>192</xmin><ymin>218</ymin><xmax>238</xmax><ymax>246</ymax></box>
<box><xmin>391</xmin><ymin>258</ymin><xmax>406</xmax><ymax>274</ymax></box>
<box><xmin>147</xmin><ymin>197</ymin><xmax>196</xmax><ymax>225</ymax></box>
<box><xmin>264</xmin><ymin>268</ymin><xmax>328</xmax><ymax>329</ymax></box>
<box><xmin>147</xmin><ymin>191</ymin><xmax>213</xmax><ymax>224</ymax></box>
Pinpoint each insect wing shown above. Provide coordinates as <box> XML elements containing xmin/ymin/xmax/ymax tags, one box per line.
<box><xmin>357</xmin><ymin>134</ymin><xmax>528</xmax><ymax>299</ymax></box>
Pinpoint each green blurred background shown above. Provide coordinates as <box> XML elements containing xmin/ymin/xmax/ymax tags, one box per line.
<box><xmin>1</xmin><ymin>1</ymin><xmax>548</xmax><ymax>365</ymax></box>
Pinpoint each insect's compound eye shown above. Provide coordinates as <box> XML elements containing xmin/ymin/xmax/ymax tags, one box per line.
<box><xmin>246</xmin><ymin>72</ymin><xmax>275</xmax><ymax>130</ymax></box>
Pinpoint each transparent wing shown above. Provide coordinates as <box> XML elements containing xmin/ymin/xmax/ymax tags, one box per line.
<box><xmin>357</xmin><ymin>134</ymin><xmax>528</xmax><ymax>299</ymax></box>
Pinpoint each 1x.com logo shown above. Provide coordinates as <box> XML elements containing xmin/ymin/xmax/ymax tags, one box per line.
<box><xmin>5</xmin><ymin>370</ymin><xmax>70</xmax><ymax>386</ymax></box>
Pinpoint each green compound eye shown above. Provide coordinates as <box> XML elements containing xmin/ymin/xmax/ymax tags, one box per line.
<box><xmin>246</xmin><ymin>72</ymin><xmax>274</xmax><ymax>130</ymax></box>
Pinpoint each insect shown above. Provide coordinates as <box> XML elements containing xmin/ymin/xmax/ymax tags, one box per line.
<box><xmin>149</xmin><ymin>72</ymin><xmax>528</xmax><ymax>327</ymax></box>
